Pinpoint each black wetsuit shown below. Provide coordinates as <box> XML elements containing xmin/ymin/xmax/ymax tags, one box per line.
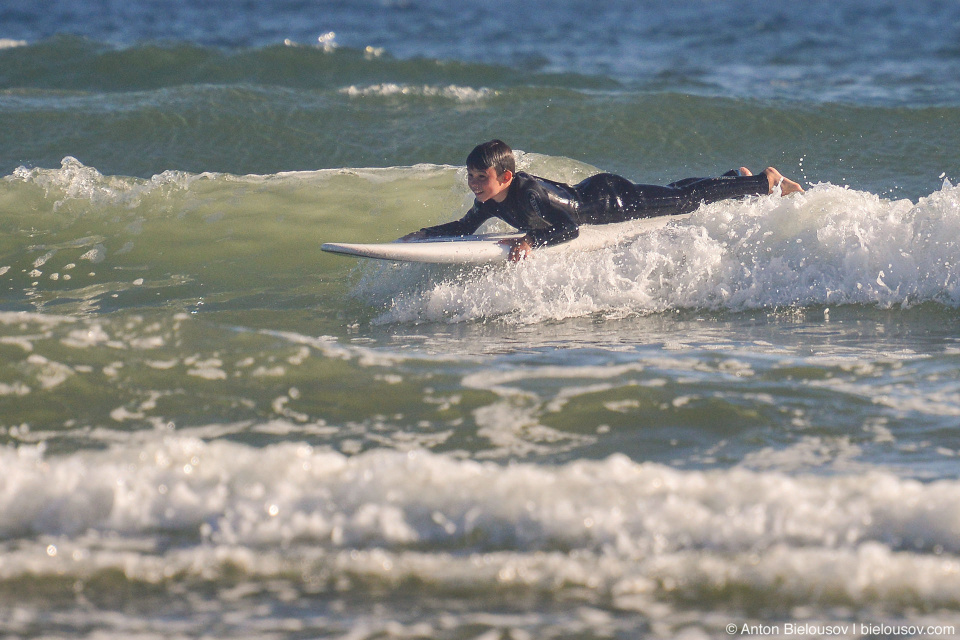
<box><xmin>419</xmin><ymin>170</ymin><xmax>770</xmax><ymax>247</ymax></box>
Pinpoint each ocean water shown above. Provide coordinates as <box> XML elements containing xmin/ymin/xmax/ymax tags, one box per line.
<box><xmin>3</xmin><ymin>1</ymin><xmax>960</xmax><ymax>638</ymax></box>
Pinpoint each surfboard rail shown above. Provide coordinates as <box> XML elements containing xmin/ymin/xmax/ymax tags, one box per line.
<box><xmin>321</xmin><ymin>214</ymin><xmax>694</xmax><ymax>264</ymax></box>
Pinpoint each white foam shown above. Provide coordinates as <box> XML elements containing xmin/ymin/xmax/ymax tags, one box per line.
<box><xmin>340</xmin><ymin>83</ymin><xmax>496</xmax><ymax>102</ymax></box>
<box><xmin>9</xmin><ymin>157</ymin><xmax>214</xmax><ymax>210</ymax></box>
<box><xmin>2</xmin><ymin>440</ymin><xmax>960</xmax><ymax>613</ymax></box>
<box><xmin>375</xmin><ymin>182</ymin><xmax>960</xmax><ymax>323</ymax></box>
<box><xmin>260</xmin><ymin>328</ymin><xmax>465</xmax><ymax>367</ymax></box>
<box><xmin>184</xmin><ymin>355</ymin><xmax>228</xmax><ymax>380</ymax></box>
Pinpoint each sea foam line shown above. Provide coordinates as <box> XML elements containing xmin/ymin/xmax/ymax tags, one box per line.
<box><xmin>2</xmin><ymin>440</ymin><xmax>959</xmax><ymax>553</ymax></box>
<box><xmin>339</xmin><ymin>83</ymin><xmax>496</xmax><ymax>102</ymax></box>
<box><xmin>2</xmin><ymin>441</ymin><xmax>960</xmax><ymax>611</ymax></box>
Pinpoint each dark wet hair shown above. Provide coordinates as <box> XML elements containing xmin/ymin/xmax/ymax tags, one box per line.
<box><xmin>466</xmin><ymin>139</ymin><xmax>515</xmax><ymax>176</ymax></box>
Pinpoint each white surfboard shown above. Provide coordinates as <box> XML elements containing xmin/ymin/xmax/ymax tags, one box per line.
<box><xmin>321</xmin><ymin>213</ymin><xmax>694</xmax><ymax>264</ymax></box>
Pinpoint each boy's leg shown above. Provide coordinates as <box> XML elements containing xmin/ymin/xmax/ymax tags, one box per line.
<box><xmin>667</xmin><ymin>168</ymin><xmax>743</xmax><ymax>189</ymax></box>
<box><xmin>674</xmin><ymin>174</ymin><xmax>770</xmax><ymax>212</ymax></box>
<box><xmin>577</xmin><ymin>168</ymin><xmax>799</xmax><ymax>223</ymax></box>
<box><xmin>615</xmin><ymin>173</ymin><xmax>769</xmax><ymax>219</ymax></box>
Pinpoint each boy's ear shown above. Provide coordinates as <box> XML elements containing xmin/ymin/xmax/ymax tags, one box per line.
<box><xmin>499</xmin><ymin>169</ymin><xmax>514</xmax><ymax>184</ymax></box>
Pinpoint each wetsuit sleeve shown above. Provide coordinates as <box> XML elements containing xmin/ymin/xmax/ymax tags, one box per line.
<box><xmin>418</xmin><ymin>202</ymin><xmax>491</xmax><ymax>238</ymax></box>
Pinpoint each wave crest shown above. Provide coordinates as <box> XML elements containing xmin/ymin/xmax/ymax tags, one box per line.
<box><xmin>372</xmin><ymin>180</ymin><xmax>960</xmax><ymax>323</ymax></box>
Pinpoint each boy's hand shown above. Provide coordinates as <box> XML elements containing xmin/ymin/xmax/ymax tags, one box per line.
<box><xmin>499</xmin><ymin>237</ymin><xmax>532</xmax><ymax>262</ymax></box>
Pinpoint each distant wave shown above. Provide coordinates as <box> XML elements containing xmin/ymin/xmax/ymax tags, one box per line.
<box><xmin>0</xmin><ymin>35</ymin><xmax>603</xmax><ymax>93</ymax></box>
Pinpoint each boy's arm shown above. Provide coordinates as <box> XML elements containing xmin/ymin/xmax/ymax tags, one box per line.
<box><xmin>524</xmin><ymin>220</ymin><xmax>579</xmax><ymax>247</ymax></box>
<box><xmin>400</xmin><ymin>203</ymin><xmax>491</xmax><ymax>240</ymax></box>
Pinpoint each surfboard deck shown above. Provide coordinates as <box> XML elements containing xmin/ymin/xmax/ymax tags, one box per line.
<box><xmin>321</xmin><ymin>214</ymin><xmax>693</xmax><ymax>264</ymax></box>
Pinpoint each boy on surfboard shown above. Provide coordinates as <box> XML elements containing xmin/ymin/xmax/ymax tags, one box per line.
<box><xmin>401</xmin><ymin>139</ymin><xmax>803</xmax><ymax>262</ymax></box>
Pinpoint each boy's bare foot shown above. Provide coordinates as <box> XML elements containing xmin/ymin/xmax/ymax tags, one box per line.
<box><xmin>763</xmin><ymin>167</ymin><xmax>804</xmax><ymax>195</ymax></box>
<box><xmin>738</xmin><ymin>167</ymin><xmax>752</xmax><ymax>176</ymax></box>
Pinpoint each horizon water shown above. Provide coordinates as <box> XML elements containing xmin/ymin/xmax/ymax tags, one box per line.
<box><xmin>3</xmin><ymin>1</ymin><xmax>960</xmax><ymax>638</ymax></box>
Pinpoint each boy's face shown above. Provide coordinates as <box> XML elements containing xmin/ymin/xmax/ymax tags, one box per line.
<box><xmin>467</xmin><ymin>166</ymin><xmax>512</xmax><ymax>203</ymax></box>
